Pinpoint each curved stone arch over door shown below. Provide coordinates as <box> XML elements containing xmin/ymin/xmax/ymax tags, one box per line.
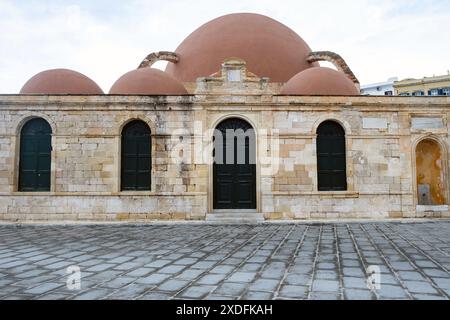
<box><xmin>18</xmin><ymin>117</ymin><xmax>52</xmax><ymax>192</ymax></box>
<box><xmin>415</xmin><ymin>138</ymin><xmax>446</xmax><ymax>205</ymax></box>
<box><xmin>213</xmin><ymin>118</ymin><xmax>256</xmax><ymax>209</ymax></box>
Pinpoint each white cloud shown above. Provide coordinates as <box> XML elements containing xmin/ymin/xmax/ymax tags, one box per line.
<box><xmin>0</xmin><ymin>0</ymin><xmax>449</xmax><ymax>93</ymax></box>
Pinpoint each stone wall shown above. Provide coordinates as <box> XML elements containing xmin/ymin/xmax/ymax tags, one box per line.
<box><xmin>0</xmin><ymin>95</ymin><xmax>449</xmax><ymax>221</ymax></box>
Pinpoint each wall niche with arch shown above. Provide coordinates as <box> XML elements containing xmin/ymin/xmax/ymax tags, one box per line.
<box><xmin>415</xmin><ymin>138</ymin><xmax>446</xmax><ymax>205</ymax></box>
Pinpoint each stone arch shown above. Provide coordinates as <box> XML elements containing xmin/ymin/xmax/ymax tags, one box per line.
<box><xmin>118</xmin><ymin>116</ymin><xmax>155</xmax><ymax>136</ymax></box>
<box><xmin>311</xmin><ymin>115</ymin><xmax>351</xmax><ymax>135</ymax></box>
<box><xmin>15</xmin><ymin>113</ymin><xmax>56</xmax><ymax>136</ymax></box>
<box><xmin>138</xmin><ymin>51</ymin><xmax>179</xmax><ymax>69</ymax></box>
<box><xmin>210</xmin><ymin>114</ymin><xmax>259</xmax><ymax>139</ymax></box>
<box><xmin>307</xmin><ymin>51</ymin><xmax>360</xmax><ymax>87</ymax></box>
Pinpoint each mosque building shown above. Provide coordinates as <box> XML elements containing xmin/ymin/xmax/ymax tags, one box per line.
<box><xmin>0</xmin><ymin>13</ymin><xmax>449</xmax><ymax>222</ymax></box>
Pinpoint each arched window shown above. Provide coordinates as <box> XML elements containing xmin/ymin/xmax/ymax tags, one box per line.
<box><xmin>121</xmin><ymin>120</ymin><xmax>151</xmax><ymax>191</ymax></box>
<box><xmin>316</xmin><ymin>121</ymin><xmax>347</xmax><ymax>191</ymax></box>
<box><xmin>19</xmin><ymin>118</ymin><xmax>52</xmax><ymax>191</ymax></box>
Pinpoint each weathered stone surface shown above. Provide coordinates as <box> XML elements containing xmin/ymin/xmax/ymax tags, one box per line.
<box><xmin>412</xmin><ymin>117</ymin><xmax>444</xmax><ymax>130</ymax></box>
<box><xmin>362</xmin><ymin>117</ymin><xmax>388</xmax><ymax>129</ymax></box>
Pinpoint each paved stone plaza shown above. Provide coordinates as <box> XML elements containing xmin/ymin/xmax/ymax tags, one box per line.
<box><xmin>1</xmin><ymin>221</ymin><xmax>450</xmax><ymax>300</ymax></box>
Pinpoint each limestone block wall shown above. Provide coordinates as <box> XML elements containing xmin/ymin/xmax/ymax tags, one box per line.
<box><xmin>260</xmin><ymin>108</ymin><xmax>405</xmax><ymax>219</ymax></box>
<box><xmin>0</xmin><ymin>96</ymin><xmax>207</xmax><ymax>221</ymax></box>
<box><xmin>0</xmin><ymin>94</ymin><xmax>449</xmax><ymax>221</ymax></box>
<box><xmin>258</xmin><ymin>96</ymin><xmax>450</xmax><ymax>219</ymax></box>
<box><xmin>0</xmin><ymin>195</ymin><xmax>205</xmax><ymax>221</ymax></box>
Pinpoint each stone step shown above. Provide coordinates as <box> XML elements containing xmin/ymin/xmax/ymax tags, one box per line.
<box><xmin>205</xmin><ymin>212</ymin><xmax>265</xmax><ymax>223</ymax></box>
<box><xmin>208</xmin><ymin>213</ymin><xmax>263</xmax><ymax>218</ymax></box>
<box><xmin>205</xmin><ymin>218</ymin><xmax>265</xmax><ymax>224</ymax></box>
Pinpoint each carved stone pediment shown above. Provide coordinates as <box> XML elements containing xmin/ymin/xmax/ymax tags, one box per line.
<box><xmin>195</xmin><ymin>58</ymin><xmax>272</xmax><ymax>95</ymax></box>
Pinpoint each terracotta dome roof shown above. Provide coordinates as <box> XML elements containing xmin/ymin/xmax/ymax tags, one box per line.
<box><xmin>109</xmin><ymin>68</ymin><xmax>188</xmax><ymax>95</ymax></box>
<box><xmin>281</xmin><ymin>67</ymin><xmax>360</xmax><ymax>96</ymax></box>
<box><xmin>165</xmin><ymin>13</ymin><xmax>317</xmax><ymax>83</ymax></box>
<box><xmin>20</xmin><ymin>69</ymin><xmax>103</xmax><ymax>94</ymax></box>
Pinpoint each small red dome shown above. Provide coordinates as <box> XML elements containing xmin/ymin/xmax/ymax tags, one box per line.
<box><xmin>20</xmin><ymin>69</ymin><xmax>103</xmax><ymax>94</ymax></box>
<box><xmin>165</xmin><ymin>13</ymin><xmax>317</xmax><ymax>83</ymax></box>
<box><xmin>281</xmin><ymin>67</ymin><xmax>360</xmax><ymax>96</ymax></box>
<box><xmin>109</xmin><ymin>68</ymin><xmax>188</xmax><ymax>95</ymax></box>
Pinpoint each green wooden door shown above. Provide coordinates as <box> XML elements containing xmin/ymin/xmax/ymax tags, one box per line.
<box><xmin>213</xmin><ymin>118</ymin><xmax>256</xmax><ymax>209</ymax></box>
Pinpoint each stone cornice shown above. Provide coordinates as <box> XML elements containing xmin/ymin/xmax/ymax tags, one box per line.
<box><xmin>0</xmin><ymin>94</ymin><xmax>448</xmax><ymax>111</ymax></box>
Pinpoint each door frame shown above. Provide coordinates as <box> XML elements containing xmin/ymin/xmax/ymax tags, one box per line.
<box><xmin>208</xmin><ymin>114</ymin><xmax>260</xmax><ymax>213</ymax></box>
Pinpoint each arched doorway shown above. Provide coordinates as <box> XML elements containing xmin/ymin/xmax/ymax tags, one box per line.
<box><xmin>121</xmin><ymin>120</ymin><xmax>152</xmax><ymax>191</ymax></box>
<box><xmin>213</xmin><ymin>118</ymin><xmax>256</xmax><ymax>209</ymax></box>
<box><xmin>18</xmin><ymin>118</ymin><xmax>52</xmax><ymax>191</ymax></box>
<box><xmin>416</xmin><ymin>139</ymin><xmax>445</xmax><ymax>205</ymax></box>
<box><xmin>316</xmin><ymin>120</ymin><xmax>347</xmax><ymax>191</ymax></box>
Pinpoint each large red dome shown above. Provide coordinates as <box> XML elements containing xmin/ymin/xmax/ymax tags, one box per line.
<box><xmin>281</xmin><ymin>67</ymin><xmax>360</xmax><ymax>96</ymax></box>
<box><xmin>109</xmin><ymin>68</ymin><xmax>188</xmax><ymax>95</ymax></box>
<box><xmin>20</xmin><ymin>69</ymin><xmax>103</xmax><ymax>94</ymax></box>
<box><xmin>165</xmin><ymin>13</ymin><xmax>317</xmax><ymax>83</ymax></box>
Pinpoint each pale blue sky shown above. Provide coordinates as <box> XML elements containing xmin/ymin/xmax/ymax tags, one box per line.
<box><xmin>1</xmin><ymin>0</ymin><xmax>449</xmax><ymax>93</ymax></box>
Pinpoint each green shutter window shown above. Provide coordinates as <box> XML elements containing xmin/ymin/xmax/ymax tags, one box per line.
<box><xmin>19</xmin><ymin>118</ymin><xmax>52</xmax><ymax>192</ymax></box>
<box><xmin>317</xmin><ymin>121</ymin><xmax>347</xmax><ymax>191</ymax></box>
<box><xmin>121</xmin><ymin>121</ymin><xmax>151</xmax><ymax>191</ymax></box>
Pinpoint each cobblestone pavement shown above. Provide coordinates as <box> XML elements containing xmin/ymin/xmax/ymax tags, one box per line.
<box><xmin>1</xmin><ymin>222</ymin><xmax>450</xmax><ymax>300</ymax></box>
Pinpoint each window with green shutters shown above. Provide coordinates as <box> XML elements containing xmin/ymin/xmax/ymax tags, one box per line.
<box><xmin>317</xmin><ymin>121</ymin><xmax>347</xmax><ymax>191</ymax></box>
<box><xmin>121</xmin><ymin>120</ymin><xmax>151</xmax><ymax>191</ymax></box>
<box><xmin>19</xmin><ymin>118</ymin><xmax>52</xmax><ymax>192</ymax></box>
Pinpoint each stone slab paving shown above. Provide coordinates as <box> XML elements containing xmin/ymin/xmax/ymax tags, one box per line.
<box><xmin>1</xmin><ymin>221</ymin><xmax>450</xmax><ymax>300</ymax></box>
